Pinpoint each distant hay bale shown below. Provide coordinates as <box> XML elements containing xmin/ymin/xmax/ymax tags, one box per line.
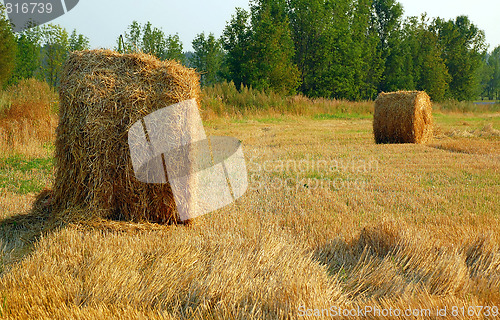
<box><xmin>373</xmin><ymin>91</ymin><xmax>433</xmax><ymax>144</ymax></box>
<box><xmin>52</xmin><ymin>49</ymin><xmax>201</xmax><ymax>224</ymax></box>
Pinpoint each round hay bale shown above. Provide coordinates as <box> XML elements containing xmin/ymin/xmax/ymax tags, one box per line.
<box><xmin>53</xmin><ymin>49</ymin><xmax>201</xmax><ymax>224</ymax></box>
<box><xmin>373</xmin><ymin>91</ymin><xmax>433</xmax><ymax>144</ymax></box>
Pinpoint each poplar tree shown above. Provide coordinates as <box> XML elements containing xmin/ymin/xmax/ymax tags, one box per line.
<box><xmin>433</xmin><ymin>16</ymin><xmax>487</xmax><ymax>101</ymax></box>
<box><xmin>191</xmin><ymin>32</ymin><xmax>224</xmax><ymax>86</ymax></box>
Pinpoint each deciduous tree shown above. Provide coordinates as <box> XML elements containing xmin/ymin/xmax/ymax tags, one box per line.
<box><xmin>163</xmin><ymin>34</ymin><xmax>184</xmax><ymax>63</ymax></box>
<box><xmin>69</xmin><ymin>29</ymin><xmax>90</xmax><ymax>52</ymax></box>
<box><xmin>39</xmin><ymin>24</ymin><xmax>69</xmax><ymax>87</ymax></box>
<box><xmin>433</xmin><ymin>16</ymin><xmax>487</xmax><ymax>101</ymax></box>
<box><xmin>0</xmin><ymin>5</ymin><xmax>17</xmax><ymax>87</ymax></box>
<box><xmin>486</xmin><ymin>46</ymin><xmax>500</xmax><ymax>100</ymax></box>
<box><xmin>222</xmin><ymin>8</ymin><xmax>253</xmax><ymax>88</ymax></box>
<box><xmin>191</xmin><ymin>32</ymin><xmax>224</xmax><ymax>86</ymax></box>
<box><xmin>248</xmin><ymin>0</ymin><xmax>300</xmax><ymax>94</ymax></box>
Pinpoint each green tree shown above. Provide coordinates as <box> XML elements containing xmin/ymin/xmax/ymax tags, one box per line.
<box><xmin>372</xmin><ymin>0</ymin><xmax>406</xmax><ymax>92</ymax></box>
<box><xmin>348</xmin><ymin>0</ymin><xmax>384</xmax><ymax>100</ymax></box>
<box><xmin>397</xmin><ymin>16</ymin><xmax>450</xmax><ymax>101</ymax></box>
<box><xmin>486</xmin><ymin>46</ymin><xmax>500</xmax><ymax>100</ymax></box>
<box><xmin>222</xmin><ymin>8</ymin><xmax>252</xmax><ymax>88</ymax></box>
<box><xmin>289</xmin><ymin>0</ymin><xmax>389</xmax><ymax>99</ymax></box>
<box><xmin>163</xmin><ymin>34</ymin><xmax>184</xmax><ymax>62</ymax></box>
<box><xmin>247</xmin><ymin>0</ymin><xmax>300</xmax><ymax>94</ymax></box>
<box><xmin>119</xmin><ymin>21</ymin><xmax>142</xmax><ymax>53</ymax></box>
<box><xmin>0</xmin><ymin>5</ymin><xmax>17</xmax><ymax>87</ymax></box>
<box><xmin>40</xmin><ymin>24</ymin><xmax>69</xmax><ymax>87</ymax></box>
<box><xmin>9</xmin><ymin>25</ymin><xmax>88</xmax><ymax>85</ymax></box>
<box><xmin>478</xmin><ymin>53</ymin><xmax>492</xmax><ymax>100</ymax></box>
<box><xmin>69</xmin><ymin>29</ymin><xmax>90</xmax><ymax>51</ymax></box>
<box><xmin>141</xmin><ymin>21</ymin><xmax>166</xmax><ymax>59</ymax></box>
<box><xmin>418</xmin><ymin>28</ymin><xmax>450</xmax><ymax>101</ymax></box>
<box><xmin>116</xmin><ymin>21</ymin><xmax>184</xmax><ymax>63</ymax></box>
<box><xmin>372</xmin><ymin>0</ymin><xmax>403</xmax><ymax>55</ymax></box>
<box><xmin>221</xmin><ymin>0</ymin><xmax>487</xmax><ymax>101</ymax></box>
<box><xmin>191</xmin><ymin>32</ymin><xmax>225</xmax><ymax>86</ymax></box>
<box><xmin>287</xmin><ymin>0</ymin><xmax>351</xmax><ymax>98</ymax></box>
<box><xmin>141</xmin><ymin>22</ymin><xmax>165</xmax><ymax>58</ymax></box>
<box><xmin>382</xmin><ymin>25</ymin><xmax>415</xmax><ymax>92</ymax></box>
<box><xmin>9</xmin><ymin>26</ymin><xmax>42</xmax><ymax>85</ymax></box>
<box><xmin>433</xmin><ymin>16</ymin><xmax>487</xmax><ymax>101</ymax></box>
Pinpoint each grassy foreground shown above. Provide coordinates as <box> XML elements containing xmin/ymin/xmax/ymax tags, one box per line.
<box><xmin>0</xmin><ymin>108</ymin><xmax>499</xmax><ymax>319</ymax></box>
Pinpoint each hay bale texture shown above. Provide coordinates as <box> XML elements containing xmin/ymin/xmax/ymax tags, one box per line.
<box><xmin>373</xmin><ymin>91</ymin><xmax>433</xmax><ymax>144</ymax></box>
<box><xmin>53</xmin><ymin>49</ymin><xmax>201</xmax><ymax>223</ymax></box>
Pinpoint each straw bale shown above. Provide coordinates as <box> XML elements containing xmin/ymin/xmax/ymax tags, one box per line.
<box><xmin>373</xmin><ymin>91</ymin><xmax>433</xmax><ymax>144</ymax></box>
<box><xmin>52</xmin><ymin>49</ymin><xmax>201</xmax><ymax>223</ymax></box>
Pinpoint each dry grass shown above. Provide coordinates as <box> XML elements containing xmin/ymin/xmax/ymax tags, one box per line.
<box><xmin>443</xmin><ymin>123</ymin><xmax>500</xmax><ymax>139</ymax></box>
<box><xmin>429</xmin><ymin>138</ymin><xmax>500</xmax><ymax>155</ymax></box>
<box><xmin>431</xmin><ymin>121</ymin><xmax>500</xmax><ymax>154</ymax></box>
<box><xmin>0</xmin><ymin>79</ymin><xmax>58</xmax><ymax>158</ymax></box>
<box><xmin>0</xmin><ymin>110</ymin><xmax>499</xmax><ymax>319</ymax></box>
<box><xmin>200</xmin><ymin>81</ymin><xmax>374</xmax><ymax>119</ymax></box>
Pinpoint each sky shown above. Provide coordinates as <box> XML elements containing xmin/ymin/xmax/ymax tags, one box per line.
<box><xmin>2</xmin><ymin>0</ymin><xmax>499</xmax><ymax>52</ymax></box>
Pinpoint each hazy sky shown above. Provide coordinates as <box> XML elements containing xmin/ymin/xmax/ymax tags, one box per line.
<box><xmin>2</xmin><ymin>0</ymin><xmax>499</xmax><ymax>52</ymax></box>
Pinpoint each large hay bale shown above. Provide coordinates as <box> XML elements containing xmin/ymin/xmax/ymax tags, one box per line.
<box><xmin>373</xmin><ymin>91</ymin><xmax>433</xmax><ymax>144</ymax></box>
<box><xmin>53</xmin><ymin>49</ymin><xmax>201</xmax><ymax>223</ymax></box>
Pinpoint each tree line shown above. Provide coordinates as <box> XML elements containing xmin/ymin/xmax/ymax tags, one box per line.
<box><xmin>0</xmin><ymin>10</ymin><xmax>90</xmax><ymax>87</ymax></box>
<box><xmin>218</xmin><ymin>0</ymin><xmax>498</xmax><ymax>101</ymax></box>
<box><xmin>1</xmin><ymin>1</ymin><xmax>500</xmax><ymax>101</ymax></box>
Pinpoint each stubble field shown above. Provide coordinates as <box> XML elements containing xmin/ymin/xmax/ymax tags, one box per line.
<box><xmin>0</xmin><ymin>109</ymin><xmax>499</xmax><ymax>319</ymax></box>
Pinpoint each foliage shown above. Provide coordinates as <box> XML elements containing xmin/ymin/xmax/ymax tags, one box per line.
<box><xmin>247</xmin><ymin>0</ymin><xmax>300</xmax><ymax>94</ymax></box>
<box><xmin>69</xmin><ymin>29</ymin><xmax>90</xmax><ymax>52</ymax></box>
<box><xmin>221</xmin><ymin>1</ymin><xmax>488</xmax><ymax>101</ymax></box>
<box><xmin>141</xmin><ymin>21</ymin><xmax>165</xmax><ymax>58</ymax></box>
<box><xmin>8</xmin><ymin>24</ymin><xmax>88</xmax><ymax>87</ymax></box>
<box><xmin>0</xmin><ymin>5</ymin><xmax>16</xmax><ymax>88</ymax></box>
<box><xmin>348</xmin><ymin>0</ymin><xmax>384</xmax><ymax>100</ymax></box>
<box><xmin>480</xmin><ymin>46</ymin><xmax>500</xmax><ymax>100</ymax></box>
<box><xmin>191</xmin><ymin>32</ymin><xmax>225</xmax><ymax>86</ymax></box>
<box><xmin>0</xmin><ymin>2</ymin><xmax>496</xmax><ymax>101</ymax></box>
<box><xmin>8</xmin><ymin>27</ymin><xmax>42</xmax><ymax>85</ymax></box>
<box><xmin>222</xmin><ymin>1</ymin><xmax>300</xmax><ymax>95</ymax></box>
<box><xmin>222</xmin><ymin>8</ymin><xmax>253</xmax><ymax>89</ymax></box>
<box><xmin>39</xmin><ymin>24</ymin><xmax>69</xmax><ymax>87</ymax></box>
<box><xmin>433</xmin><ymin>16</ymin><xmax>487</xmax><ymax>101</ymax></box>
<box><xmin>116</xmin><ymin>21</ymin><xmax>185</xmax><ymax>63</ymax></box>
<box><xmin>163</xmin><ymin>34</ymin><xmax>184</xmax><ymax>63</ymax></box>
<box><xmin>489</xmin><ymin>47</ymin><xmax>500</xmax><ymax>100</ymax></box>
<box><xmin>399</xmin><ymin>16</ymin><xmax>451</xmax><ymax>101</ymax></box>
<box><xmin>119</xmin><ymin>20</ymin><xmax>141</xmax><ymax>53</ymax></box>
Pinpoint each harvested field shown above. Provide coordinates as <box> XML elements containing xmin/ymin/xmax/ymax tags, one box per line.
<box><xmin>0</xmin><ymin>109</ymin><xmax>499</xmax><ymax>319</ymax></box>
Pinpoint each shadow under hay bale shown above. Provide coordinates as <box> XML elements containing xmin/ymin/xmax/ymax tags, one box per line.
<box><xmin>52</xmin><ymin>49</ymin><xmax>201</xmax><ymax>224</ymax></box>
<box><xmin>373</xmin><ymin>91</ymin><xmax>433</xmax><ymax>144</ymax></box>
